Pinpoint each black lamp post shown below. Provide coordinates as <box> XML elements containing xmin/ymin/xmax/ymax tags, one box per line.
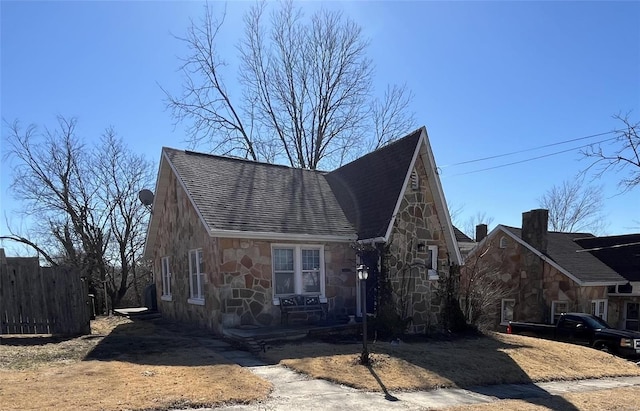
<box><xmin>357</xmin><ymin>264</ymin><xmax>369</xmax><ymax>365</ymax></box>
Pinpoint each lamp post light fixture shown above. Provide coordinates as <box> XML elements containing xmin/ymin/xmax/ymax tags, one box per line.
<box><xmin>356</xmin><ymin>264</ymin><xmax>370</xmax><ymax>365</ymax></box>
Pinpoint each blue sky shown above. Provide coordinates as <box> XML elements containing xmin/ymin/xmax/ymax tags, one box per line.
<box><xmin>1</xmin><ymin>1</ymin><xmax>639</xmax><ymax>254</ymax></box>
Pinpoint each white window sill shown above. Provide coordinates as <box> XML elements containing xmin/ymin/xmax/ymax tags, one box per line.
<box><xmin>161</xmin><ymin>295</ymin><xmax>173</xmax><ymax>302</ymax></box>
<box><xmin>427</xmin><ymin>269</ymin><xmax>439</xmax><ymax>280</ymax></box>
<box><xmin>188</xmin><ymin>298</ymin><xmax>205</xmax><ymax>306</ymax></box>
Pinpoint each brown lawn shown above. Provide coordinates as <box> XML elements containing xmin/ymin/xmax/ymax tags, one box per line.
<box><xmin>260</xmin><ymin>332</ymin><xmax>640</xmax><ymax>392</ymax></box>
<box><xmin>0</xmin><ymin>317</ymin><xmax>271</xmax><ymax>411</ymax></box>
<box><xmin>2</xmin><ymin>319</ymin><xmax>640</xmax><ymax>411</ymax></box>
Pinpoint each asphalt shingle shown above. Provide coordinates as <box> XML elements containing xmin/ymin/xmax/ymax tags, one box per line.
<box><xmin>164</xmin><ymin>149</ymin><xmax>356</xmax><ymax>238</ymax></box>
<box><xmin>503</xmin><ymin>226</ymin><xmax>625</xmax><ymax>284</ymax></box>
<box><xmin>325</xmin><ymin>129</ymin><xmax>421</xmax><ymax>240</ymax></box>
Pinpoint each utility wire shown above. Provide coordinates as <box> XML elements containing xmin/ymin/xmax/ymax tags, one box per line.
<box><xmin>440</xmin><ymin>130</ymin><xmax>618</xmax><ymax>168</ymax></box>
<box><xmin>443</xmin><ymin>136</ymin><xmax>619</xmax><ymax>177</ymax></box>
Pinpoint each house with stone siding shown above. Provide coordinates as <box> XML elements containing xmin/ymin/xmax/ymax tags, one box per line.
<box><xmin>143</xmin><ymin>127</ymin><xmax>461</xmax><ymax>334</ymax></box>
<box><xmin>575</xmin><ymin>234</ymin><xmax>640</xmax><ymax>331</ymax></box>
<box><xmin>464</xmin><ymin>209</ymin><xmax>627</xmax><ymax>331</ymax></box>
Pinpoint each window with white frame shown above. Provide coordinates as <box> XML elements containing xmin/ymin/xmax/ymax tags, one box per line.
<box><xmin>188</xmin><ymin>249</ymin><xmax>205</xmax><ymax>304</ymax></box>
<box><xmin>591</xmin><ymin>299</ymin><xmax>607</xmax><ymax>321</ymax></box>
<box><xmin>499</xmin><ymin>237</ymin><xmax>508</xmax><ymax>249</ymax></box>
<box><xmin>551</xmin><ymin>301</ymin><xmax>569</xmax><ymax>324</ymax></box>
<box><xmin>426</xmin><ymin>245</ymin><xmax>439</xmax><ymax>279</ymax></box>
<box><xmin>501</xmin><ymin>299</ymin><xmax>515</xmax><ymax>325</ymax></box>
<box><xmin>272</xmin><ymin>245</ymin><xmax>324</xmax><ymax>297</ymax></box>
<box><xmin>160</xmin><ymin>256</ymin><xmax>172</xmax><ymax>301</ymax></box>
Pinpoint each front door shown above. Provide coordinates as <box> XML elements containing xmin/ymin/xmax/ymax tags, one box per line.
<box><xmin>625</xmin><ymin>302</ymin><xmax>639</xmax><ymax>331</ymax></box>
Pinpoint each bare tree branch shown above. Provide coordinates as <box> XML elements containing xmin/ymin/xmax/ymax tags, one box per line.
<box><xmin>538</xmin><ymin>177</ymin><xmax>607</xmax><ymax>234</ymax></box>
<box><xmin>0</xmin><ymin>235</ymin><xmax>59</xmax><ymax>267</ymax></box>
<box><xmin>164</xmin><ymin>1</ymin><xmax>415</xmax><ymax>170</ymax></box>
<box><xmin>581</xmin><ymin>113</ymin><xmax>640</xmax><ymax>192</ymax></box>
<box><xmin>3</xmin><ymin>117</ymin><xmax>153</xmax><ymax>311</ymax></box>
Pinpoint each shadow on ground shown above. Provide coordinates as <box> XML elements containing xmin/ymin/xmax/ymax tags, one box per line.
<box><xmin>0</xmin><ymin>335</ymin><xmax>80</xmax><ymax>346</ymax></box>
<box><xmin>84</xmin><ymin>318</ymin><xmax>234</xmax><ymax>366</ymax></box>
<box><xmin>261</xmin><ymin>330</ymin><xmax>580</xmax><ymax>411</ymax></box>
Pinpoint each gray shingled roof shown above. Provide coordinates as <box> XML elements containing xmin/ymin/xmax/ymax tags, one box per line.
<box><xmin>325</xmin><ymin>129</ymin><xmax>421</xmax><ymax>240</ymax></box>
<box><xmin>164</xmin><ymin>149</ymin><xmax>356</xmax><ymax>237</ymax></box>
<box><xmin>503</xmin><ymin>226</ymin><xmax>625</xmax><ymax>284</ymax></box>
<box><xmin>453</xmin><ymin>226</ymin><xmax>474</xmax><ymax>243</ymax></box>
<box><xmin>575</xmin><ymin>234</ymin><xmax>640</xmax><ymax>282</ymax></box>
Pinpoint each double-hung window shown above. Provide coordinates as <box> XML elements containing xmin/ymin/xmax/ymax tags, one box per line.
<box><xmin>590</xmin><ymin>299</ymin><xmax>607</xmax><ymax>321</ymax></box>
<box><xmin>160</xmin><ymin>256</ymin><xmax>172</xmax><ymax>301</ymax></box>
<box><xmin>501</xmin><ymin>299</ymin><xmax>515</xmax><ymax>325</ymax></box>
<box><xmin>188</xmin><ymin>249</ymin><xmax>205</xmax><ymax>304</ymax></box>
<box><xmin>272</xmin><ymin>245</ymin><xmax>324</xmax><ymax>297</ymax></box>
<box><xmin>426</xmin><ymin>245</ymin><xmax>439</xmax><ymax>280</ymax></box>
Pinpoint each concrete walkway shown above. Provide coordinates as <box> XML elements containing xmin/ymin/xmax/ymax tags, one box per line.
<box><xmin>178</xmin><ymin>340</ymin><xmax>640</xmax><ymax>411</ymax></box>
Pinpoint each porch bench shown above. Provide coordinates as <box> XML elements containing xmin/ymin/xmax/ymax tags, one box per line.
<box><xmin>279</xmin><ymin>295</ymin><xmax>326</xmax><ymax>325</ymax></box>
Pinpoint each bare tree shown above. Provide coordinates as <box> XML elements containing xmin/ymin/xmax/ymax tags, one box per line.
<box><xmin>538</xmin><ymin>178</ymin><xmax>607</xmax><ymax>234</ymax></box>
<box><xmin>460</xmin><ymin>243</ymin><xmax>515</xmax><ymax>330</ymax></box>
<box><xmin>3</xmin><ymin>117</ymin><xmax>154</xmax><ymax>311</ymax></box>
<box><xmin>164</xmin><ymin>1</ymin><xmax>415</xmax><ymax>170</ymax></box>
<box><xmin>582</xmin><ymin>113</ymin><xmax>640</xmax><ymax>191</ymax></box>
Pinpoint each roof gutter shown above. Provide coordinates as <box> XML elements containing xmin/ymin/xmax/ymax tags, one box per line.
<box><xmin>208</xmin><ymin>228</ymin><xmax>357</xmax><ymax>243</ymax></box>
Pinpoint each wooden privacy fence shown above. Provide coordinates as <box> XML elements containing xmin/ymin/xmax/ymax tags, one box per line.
<box><xmin>0</xmin><ymin>250</ymin><xmax>91</xmax><ymax>336</ymax></box>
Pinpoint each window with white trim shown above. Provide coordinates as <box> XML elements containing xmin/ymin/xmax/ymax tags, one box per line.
<box><xmin>161</xmin><ymin>256</ymin><xmax>172</xmax><ymax>301</ymax></box>
<box><xmin>501</xmin><ymin>299</ymin><xmax>515</xmax><ymax>325</ymax></box>
<box><xmin>188</xmin><ymin>249</ymin><xmax>205</xmax><ymax>304</ymax></box>
<box><xmin>590</xmin><ymin>299</ymin><xmax>607</xmax><ymax>321</ymax></box>
<box><xmin>272</xmin><ymin>245</ymin><xmax>324</xmax><ymax>297</ymax></box>
<box><xmin>551</xmin><ymin>301</ymin><xmax>569</xmax><ymax>324</ymax></box>
<box><xmin>426</xmin><ymin>245</ymin><xmax>439</xmax><ymax>280</ymax></box>
<box><xmin>499</xmin><ymin>237</ymin><xmax>508</xmax><ymax>249</ymax></box>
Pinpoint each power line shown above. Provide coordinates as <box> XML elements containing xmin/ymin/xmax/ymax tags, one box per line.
<box><xmin>440</xmin><ymin>130</ymin><xmax>618</xmax><ymax>168</ymax></box>
<box><xmin>443</xmin><ymin>135</ymin><xmax>619</xmax><ymax>177</ymax></box>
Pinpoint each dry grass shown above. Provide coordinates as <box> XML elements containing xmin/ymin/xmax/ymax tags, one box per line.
<box><xmin>448</xmin><ymin>387</ymin><xmax>640</xmax><ymax>410</ymax></box>
<box><xmin>260</xmin><ymin>332</ymin><xmax>640</xmax><ymax>392</ymax></box>
<box><xmin>3</xmin><ymin>320</ymin><xmax>640</xmax><ymax>410</ymax></box>
<box><xmin>0</xmin><ymin>317</ymin><xmax>271</xmax><ymax>411</ymax></box>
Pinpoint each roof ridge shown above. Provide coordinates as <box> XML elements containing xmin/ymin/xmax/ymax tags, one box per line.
<box><xmin>163</xmin><ymin>147</ymin><xmax>326</xmax><ymax>173</ymax></box>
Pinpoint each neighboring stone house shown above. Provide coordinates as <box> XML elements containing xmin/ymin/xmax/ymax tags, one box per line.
<box><xmin>453</xmin><ymin>226</ymin><xmax>475</xmax><ymax>261</ymax></box>
<box><xmin>575</xmin><ymin>234</ymin><xmax>640</xmax><ymax>331</ymax></box>
<box><xmin>463</xmin><ymin>209</ymin><xmax>627</xmax><ymax>330</ymax></box>
<box><xmin>143</xmin><ymin>127</ymin><xmax>461</xmax><ymax>334</ymax></box>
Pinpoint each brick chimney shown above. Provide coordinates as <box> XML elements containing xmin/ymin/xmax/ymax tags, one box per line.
<box><xmin>475</xmin><ymin>224</ymin><xmax>488</xmax><ymax>242</ymax></box>
<box><xmin>522</xmin><ymin>209</ymin><xmax>549</xmax><ymax>254</ymax></box>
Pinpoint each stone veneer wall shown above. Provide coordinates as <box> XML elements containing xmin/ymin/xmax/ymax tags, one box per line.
<box><xmin>465</xmin><ymin>232</ymin><xmax>607</xmax><ymax>329</ymax></box>
<box><xmin>386</xmin><ymin>156</ymin><xmax>451</xmax><ymax>334</ymax></box>
<box><xmin>217</xmin><ymin>239</ymin><xmax>357</xmax><ymax>327</ymax></box>
<box><xmin>153</xmin><ymin>170</ymin><xmax>358</xmax><ymax>332</ymax></box>
<box><xmin>609</xmin><ymin>292</ymin><xmax>640</xmax><ymax>330</ymax></box>
<box><xmin>152</xmin><ymin>170</ymin><xmax>223</xmax><ymax>332</ymax></box>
